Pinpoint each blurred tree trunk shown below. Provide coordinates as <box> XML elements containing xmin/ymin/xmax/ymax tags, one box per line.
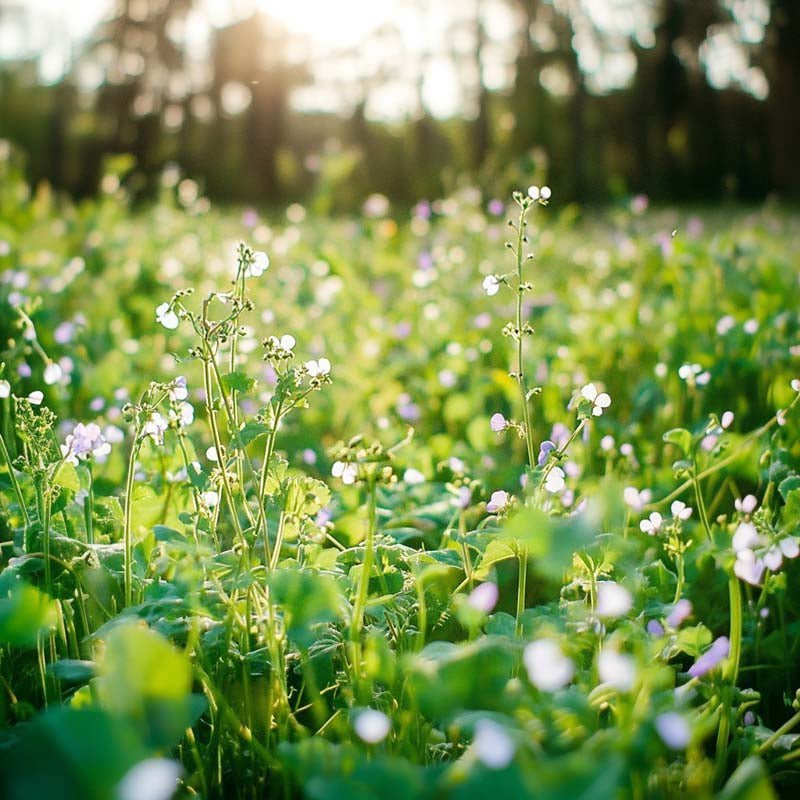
<box><xmin>766</xmin><ymin>0</ymin><xmax>800</xmax><ymax>196</ymax></box>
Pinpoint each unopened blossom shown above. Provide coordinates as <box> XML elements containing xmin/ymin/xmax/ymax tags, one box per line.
<box><xmin>43</xmin><ymin>363</ymin><xmax>62</xmax><ymax>385</ymax></box>
<box><xmin>155</xmin><ymin>302</ymin><xmax>179</xmax><ymax>330</ymax></box>
<box><xmin>473</xmin><ymin>719</ymin><xmax>516</xmax><ymax>769</ymax></box>
<box><xmin>527</xmin><ymin>185</ymin><xmax>551</xmax><ymax>201</ymax></box>
<box><xmin>467</xmin><ymin>582</ymin><xmax>499</xmax><ymax>614</ymax></box>
<box><xmin>792</xmin><ymin>379</ymin><xmax>800</xmax><ymax>393</ymax></box>
<box><xmin>721</xmin><ymin>411</ymin><xmax>734</xmax><ymax>429</ymax></box>
<box><xmin>482</xmin><ymin>275</ymin><xmax>501</xmax><ymax>296</ymax></box>
<box><xmin>354</xmin><ymin>709</ymin><xmax>391</xmax><ymax>744</ymax></box>
<box><xmin>666</xmin><ymin>599</ymin><xmax>693</xmax><ymax>628</ymax></box>
<box><xmin>734</xmin><ymin>549</ymin><xmax>765</xmax><ymax>585</ymax></box>
<box><xmin>671</xmin><ymin>501</ymin><xmax>693</xmax><ymax>521</ymax></box>
<box><xmin>486</xmin><ymin>490</ymin><xmax>510</xmax><ymax>513</ymax></box>
<box><xmin>544</xmin><ymin>467</ymin><xmax>565</xmax><ymax>494</ymax></box>
<box><xmin>596</xmin><ymin>581</ymin><xmax>633</xmax><ymax>618</ymax></box>
<box><xmin>0</xmin><ymin>379</ymin><xmax>10</xmax><ymax>398</ymax></box>
<box><xmin>580</xmin><ymin>383</ymin><xmax>611</xmax><ymax>416</ymax></box>
<box><xmin>305</xmin><ymin>358</ymin><xmax>331</xmax><ymax>377</ymax></box>
<box><xmin>245</xmin><ymin>250</ymin><xmax>270</xmax><ymax>278</ymax></box>
<box><xmin>640</xmin><ymin>512</ymin><xmax>664</xmax><ymax>536</ymax></box>
<box><xmin>490</xmin><ymin>413</ymin><xmax>507</xmax><ymax>433</ymax></box>
<box><xmin>598</xmin><ymin>650</ymin><xmax>637</xmax><ymax>691</ymax></box>
<box><xmin>200</xmin><ymin>490</ymin><xmax>219</xmax><ymax>508</ymax></box>
<box><xmin>524</xmin><ymin>639</ymin><xmax>574</xmax><ymax>691</ymax></box>
<box><xmin>688</xmin><ymin>636</ymin><xmax>729</xmax><ymax>678</ymax></box>
<box><xmin>332</xmin><ymin>460</ymin><xmax>358</xmax><ymax>485</ymax></box>
<box><xmin>735</xmin><ymin>495</ymin><xmax>758</xmax><ymax>515</ymax></box>
<box><xmin>655</xmin><ymin>713</ymin><xmax>691</xmax><ymax>749</ymax></box>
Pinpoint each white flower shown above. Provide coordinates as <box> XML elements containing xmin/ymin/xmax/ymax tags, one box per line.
<box><xmin>142</xmin><ymin>412</ymin><xmax>168</xmax><ymax>445</ymax></box>
<box><xmin>169</xmin><ymin>402</ymin><xmax>194</xmax><ymax>428</ymax></box>
<box><xmin>623</xmin><ymin>486</ymin><xmax>651</xmax><ymax>512</ymax></box>
<box><xmin>596</xmin><ymin>581</ymin><xmax>633</xmax><ymax>618</ymax></box>
<box><xmin>245</xmin><ymin>250</ymin><xmax>270</xmax><ymax>278</ymax></box>
<box><xmin>597</xmin><ymin>649</ymin><xmax>637</xmax><ymax>691</ymax></box>
<box><xmin>0</xmin><ymin>379</ymin><xmax>9</xmax><ymax>398</ymax></box>
<box><xmin>353</xmin><ymin>709</ymin><xmax>391</xmax><ymax>744</ymax></box>
<box><xmin>27</xmin><ymin>390</ymin><xmax>44</xmax><ymax>405</ymax></box>
<box><xmin>732</xmin><ymin>522</ymin><xmax>759</xmax><ymax>553</ymax></box>
<box><xmin>734</xmin><ymin>549</ymin><xmax>765</xmax><ymax>586</ymax></box>
<box><xmin>482</xmin><ymin>275</ymin><xmax>501</xmax><ymax>296</ymax></box>
<box><xmin>332</xmin><ymin>460</ymin><xmax>358</xmax><ymax>485</ymax></box>
<box><xmin>540</xmin><ymin>186</ymin><xmax>552</xmax><ymax>200</ymax></box>
<box><xmin>670</xmin><ymin>501</ymin><xmax>692</xmax><ymax>521</ymax></box>
<box><xmin>490</xmin><ymin>413</ymin><xmax>507</xmax><ymax>433</ymax></box>
<box><xmin>486</xmin><ymin>490</ymin><xmax>510</xmax><ymax>513</ymax></box>
<box><xmin>735</xmin><ymin>495</ymin><xmax>758</xmax><ymax>514</ymax></box>
<box><xmin>527</xmin><ymin>185</ymin><xmax>540</xmax><ymax>200</ymax></box>
<box><xmin>169</xmin><ymin>376</ymin><xmax>188</xmax><ymax>402</ymax></box>
<box><xmin>473</xmin><ymin>719</ymin><xmax>516</xmax><ymax>769</ymax></box>
<box><xmin>155</xmin><ymin>302</ymin><xmax>179</xmax><ymax>330</ymax></box>
<box><xmin>268</xmin><ymin>334</ymin><xmax>295</xmax><ymax>354</ymax></box>
<box><xmin>117</xmin><ymin>758</ymin><xmax>182</xmax><ymax>800</ymax></box>
<box><xmin>639</xmin><ymin>512</ymin><xmax>663</xmax><ymax>535</ymax></box>
<box><xmin>678</xmin><ymin>363</ymin><xmax>710</xmax><ymax>386</ymax></box>
<box><xmin>780</xmin><ymin>536</ymin><xmax>800</xmax><ymax>559</ymax></box>
<box><xmin>43</xmin><ymin>363</ymin><xmax>62</xmax><ymax>385</ymax></box>
<box><xmin>200</xmin><ymin>490</ymin><xmax>219</xmax><ymax>508</ymax></box>
<box><xmin>655</xmin><ymin>712</ymin><xmax>691</xmax><ymax>749</ymax></box>
<box><xmin>206</xmin><ymin>446</ymin><xmax>219</xmax><ymax>462</ymax></box>
<box><xmin>792</xmin><ymin>379</ymin><xmax>800</xmax><ymax>393</ymax></box>
<box><xmin>467</xmin><ymin>582</ymin><xmax>499</xmax><ymax>614</ymax></box>
<box><xmin>544</xmin><ymin>466</ymin><xmax>565</xmax><ymax>494</ymax></box>
<box><xmin>524</xmin><ymin>639</ymin><xmax>574</xmax><ymax>691</ymax></box>
<box><xmin>305</xmin><ymin>358</ymin><xmax>331</xmax><ymax>377</ymax></box>
<box><xmin>403</xmin><ymin>468</ymin><xmax>425</xmax><ymax>485</ymax></box>
<box><xmin>763</xmin><ymin>547</ymin><xmax>783</xmax><ymax>571</ymax></box>
<box><xmin>580</xmin><ymin>383</ymin><xmax>611</xmax><ymax>416</ymax></box>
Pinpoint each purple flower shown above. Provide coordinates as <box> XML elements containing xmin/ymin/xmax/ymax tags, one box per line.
<box><xmin>688</xmin><ymin>636</ymin><xmax>730</xmax><ymax>678</ymax></box>
<box><xmin>647</xmin><ymin>620</ymin><xmax>665</xmax><ymax>636</ymax></box>
<box><xmin>490</xmin><ymin>413</ymin><xmax>508</xmax><ymax>433</ymax></box>
<box><xmin>487</xmin><ymin>198</ymin><xmax>505</xmax><ymax>217</ymax></box>
<box><xmin>666</xmin><ymin>599</ymin><xmax>692</xmax><ymax>628</ymax></box>
<box><xmin>537</xmin><ymin>440</ymin><xmax>556</xmax><ymax>467</ymax></box>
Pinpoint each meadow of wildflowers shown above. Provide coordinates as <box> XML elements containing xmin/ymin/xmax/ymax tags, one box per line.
<box><xmin>1</xmin><ymin>147</ymin><xmax>800</xmax><ymax>799</ymax></box>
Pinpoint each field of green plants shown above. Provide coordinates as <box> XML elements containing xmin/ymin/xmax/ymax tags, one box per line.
<box><xmin>1</xmin><ymin>144</ymin><xmax>800</xmax><ymax>799</ymax></box>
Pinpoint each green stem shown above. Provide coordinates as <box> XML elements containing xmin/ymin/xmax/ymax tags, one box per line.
<box><xmin>515</xmin><ymin>546</ymin><xmax>528</xmax><ymax>637</ymax></box>
<box><xmin>514</xmin><ymin>204</ymin><xmax>536</xmax><ymax>470</ymax></box>
<box><xmin>122</xmin><ymin>437</ymin><xmax>139</xmax><ymax>607</ymax></box>
<box><xmin>0</xmin><ymin>431</ymin><xmax>29</xmax><ymax>525</ymax></box>
<box><xmin>34</xmin><ymin>476</ymin><xmax>52</xmax><ymax>595</ymax></box>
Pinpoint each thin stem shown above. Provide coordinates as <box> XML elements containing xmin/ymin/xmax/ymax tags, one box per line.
<box><xmin>515</xmin><ymin>546</ymin><xmax>528</xmax><ymax>637</ymax></box>
<box><xmin>514</xmin><ymin>204</ymin><xmax>536</xmax><ymax>470</ymax></box>
<box><xmin>0</xmin><ymin>431</ymin><xmax>29</xmax><ymax>525</ymax></box>
<box><xmin>122</xmin><ymin>436</ymin><xmax>139</xmax><ymax>607</ymax></box>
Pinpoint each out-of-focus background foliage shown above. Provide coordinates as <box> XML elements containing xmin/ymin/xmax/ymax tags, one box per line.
<box><xmin>0</xmin><ymin>0</ymin><xmax>797</xmax><ymax>209</ymax></box>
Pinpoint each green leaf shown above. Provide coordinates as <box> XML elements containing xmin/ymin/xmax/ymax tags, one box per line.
<box><xmin>94</xmin><ymin>623</ymin><xmax>193</xmax><ymax>749</ymax></box>
<box><xmin>268</xmin><ymin>569</ymin><xmax>345</xmax><ymax>650</ymax></box>
<box><xmin>53</xmin><ymin>461</ymin><xmax>80</xmax><ymax>492</ymax></box>
<box><xmin>222</xmin><ymin>371</ymin><xmax>256</xmax><ymax>394</ymax></box>
<box><xmin>663</xmin><ymin>428</ymin><xmax>692</xmax><ymax>456</ymax></box>
<box><xmin>235</xmin><ymin>421</ymin><xmax>271</xmax><ymax>448</ymax></box>
<box><xmin>0</xmin><ymin>580</ymin><xmax>58</xmax><ymax>647</ymax></box>
<box><xmin>778</xmin><ymin>476</ymin><xmax>800</xmax><ymax>502</ymax></box>
<box><xmin>47</xmin><ymin>659</ymin><xmax>96</xmax><ymax>683</ymax></box>
<box><xmin>719</xmin><ymin>756</ymin><xmax>776</xmax><ymax>800</ymax></box>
